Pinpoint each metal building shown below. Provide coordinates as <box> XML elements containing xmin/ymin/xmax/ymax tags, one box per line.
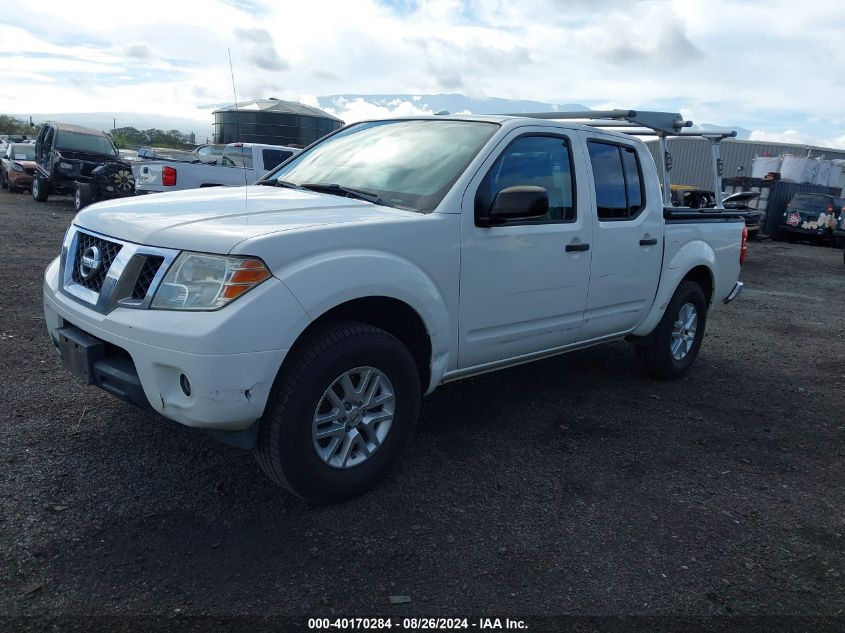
<box><xmin>213</xmin><ymin>98</ymin><xmax>343</xmax><ymax>147</ymax></box>
<box><xmin>646</xmin><ymin>138</ymin><xmax>845</xmax><ymax>190</ymax></box>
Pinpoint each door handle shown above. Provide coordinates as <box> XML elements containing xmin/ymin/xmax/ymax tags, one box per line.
<box><xmin>639</xmin><ymin>237</ymin><xmax>658</xmax><ymax>246</ymax></box>
<box><xmin>565</xmin><ymin>242</ymin><xmax>590</xmax><ymax>252</ymax></box>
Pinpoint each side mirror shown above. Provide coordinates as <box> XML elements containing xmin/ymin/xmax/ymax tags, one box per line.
<box><xmin>481</xmin><ymin>186</ymin><xmax>549</xmax><ymax>226</ymax></box>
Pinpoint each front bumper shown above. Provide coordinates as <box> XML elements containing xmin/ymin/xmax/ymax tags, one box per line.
<box><xmin>8</xmin><ymin>171</ymin><xmax>34</xmax><ymax>188</ymax></box>
<box><xmin>43</xmin><ymin>255</ymin><xmax>308</xmax><ymax>430</ymax></box>
<box><xmin>781</xmin><ymin>224</ymin><xmax>831</xmax><ymax>237</ymax></box>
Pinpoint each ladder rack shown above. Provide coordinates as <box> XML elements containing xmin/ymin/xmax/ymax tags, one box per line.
<box><xmin>500</xmin><ymin>110</ymin><xmax>738</xmax><ymax>207</ymax></box>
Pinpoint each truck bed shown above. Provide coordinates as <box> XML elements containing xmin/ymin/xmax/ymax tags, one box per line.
<box><xmin>663</xmin><ymin>207</ymin><xmax>746</xmax><ymax>222</ymax></box>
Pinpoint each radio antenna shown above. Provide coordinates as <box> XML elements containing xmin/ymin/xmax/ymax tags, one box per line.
<box><xmin>227</xmin><ymin>48</ymin><xmax>248</xmax><ymax>187</ymax></box>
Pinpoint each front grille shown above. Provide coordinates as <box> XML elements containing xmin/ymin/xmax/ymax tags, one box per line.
<box><xmin>71</xmin><ymin>232</ymin><xmax>122</xmax><ymax>292</ymax></box>
<box><xmin>132</xmin><ymin>256</ymin><xmax>164</xmax><ymax>300</ymax></box>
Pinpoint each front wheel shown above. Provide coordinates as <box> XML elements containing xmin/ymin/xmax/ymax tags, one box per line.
<box><xmin>32</xmin><ymin>175</ymin><xmax>48</xmax><ymax>202</ymax></box>
<box><xmin>635</xmin><ymin>280</ymin><xmax>707</xmax><ymax>379</ymax></box>
<box><xmin>255</xmin><ymin>322</ymin><xmax>421</xmax><ymax>504</ymax></box>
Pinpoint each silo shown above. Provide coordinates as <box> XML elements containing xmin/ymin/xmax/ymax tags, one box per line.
<box><xmin>212</xmin><ymin>98</ymin><xmax>343</xmax><ymax>147</ymax></box>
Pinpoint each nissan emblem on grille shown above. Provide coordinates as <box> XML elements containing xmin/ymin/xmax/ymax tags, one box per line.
<box><xmin>79</xmin><ymin>246</ymin><xmax>102</xmax><ymax>281</ymax></box>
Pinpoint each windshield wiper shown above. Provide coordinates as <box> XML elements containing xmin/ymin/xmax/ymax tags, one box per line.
<box><xmin>299</xmin><ymin>182</ymin><xmax>388</xmax><ymax>206</ymax></box>
<box><xmin>257</xmin><ymin>179</ymin><xmax>305</xmax><ymax>189</ymax></box>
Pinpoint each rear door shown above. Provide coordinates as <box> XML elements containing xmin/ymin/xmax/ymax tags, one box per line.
<box><xmin>458</xmin><ymin>127</ymin><xmax>593</xmax><ymax>368</ymax></box>
<box><xmin>578</xmin><ymin>133</ymin><xmax>663</xmax><ymax>339</ymax></box>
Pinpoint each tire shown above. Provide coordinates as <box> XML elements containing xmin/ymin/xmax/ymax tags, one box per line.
<box><xmin>635</xmin><ymin>280</ymin><xmax>708</xmax><ymax>379</ymax></box>
<box><xmin>74</xmin><ymin>182</ymin><xmax>92</xmax><ymax>212</ymax></box>
<box><xmin>0</xmin><ymin>169</ymin><xmax>7</xmax><ymax>189</ymax></box>
<box><xmin>255</xmin><ymin>321</ymin><xmax>421</xmax><ymax>504</ymax></box>
<box><xmin>32</xmin><ymin>175</ymin><xmax>48</xmax><ymax>202</ymax></box>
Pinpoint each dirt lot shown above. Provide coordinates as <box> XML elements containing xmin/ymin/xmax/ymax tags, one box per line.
<box><xmin>0</xmin><ymin>187</ymin><xmax>843</xmax><ymax>629</ymax></box>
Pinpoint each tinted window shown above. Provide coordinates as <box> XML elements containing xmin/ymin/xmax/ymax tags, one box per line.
<box><xmin>587</xmin><ymin>141</ymin><xmax>645</xmax><ymax>220</ymax></box>
<box><xmin>621</xmin><ymin>146</ymin><xmax>642</xmax><ymax>209</ymax></box>
<box><xmin>262</xmin><ymin>149</ymin><xmax>293</xmax><ymax>171</ymax></box>
<box><xmin>788</xmin><ymin>193</ymin><xmax>832</xmax><ymax>212</ymax></box>
<box><xmin>476</xmin><ymin>135</ymin><xmax>575</xmax><ymax>223</ymax></box>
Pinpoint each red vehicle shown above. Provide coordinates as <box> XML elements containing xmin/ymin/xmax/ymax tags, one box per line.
<box><xmin>0</xmin><ymin>143</ymin><xmax>36</xmax><ymax>192</ymax></box>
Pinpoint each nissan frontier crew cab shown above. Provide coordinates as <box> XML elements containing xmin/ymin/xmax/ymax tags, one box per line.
<box><xmin>43</xmin><ymin>111</ymin><xmax>745</xmax><ymax>503</ymax></box>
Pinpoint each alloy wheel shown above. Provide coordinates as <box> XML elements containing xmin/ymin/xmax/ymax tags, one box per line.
<box><xmin>312</xmin><ymin>366</ymin><xmax>395</xmax><ymax>469</ymax></box>
<box><xmin>670</xmin><ymin>302</ymin><xmax>697</xmax><ymax>360</ymax></box>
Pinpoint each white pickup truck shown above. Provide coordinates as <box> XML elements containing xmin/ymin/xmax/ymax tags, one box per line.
<box><xmin>133</xmin><ymin>142</ymin><xmax>300</xmax><ymax>193</ymax></box>
<box><xmin>43</xmin><ymin>111</ymin><xmax>746</xmax><ymax>503</ymax></box>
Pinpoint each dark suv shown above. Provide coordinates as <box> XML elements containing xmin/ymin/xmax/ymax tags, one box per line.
<box><xmin>781</xmin><ymin>193</ymin><xmax>844</xmax><ymax>242</ymax></box>
<box><xmin>32</xmin><ymin>122</ymin><xmax>135</xmax><ymax>211</ymax></box>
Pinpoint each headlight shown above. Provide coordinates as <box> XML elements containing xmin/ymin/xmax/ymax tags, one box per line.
<box><xmin>59</xmin><ymin>162</ymin><xmax>73</xmax><ymax>170</ymax></box>
<box><xmin>151</xmin><ymin>252</ymin><xmax>271</xmax><ymax>311</ymax></box>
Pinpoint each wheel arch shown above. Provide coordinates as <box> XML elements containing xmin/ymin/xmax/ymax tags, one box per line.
<box><xmin>631</xmin><ymin>259</ymin><xmax>716</xmax><ymax>338</ymax></box>
<box><xmin>682</xmin><ymin>264</ymin><xmax>714</xmax><ymax>306</ymax></box>
<box><xmin>283</xmin><ymin>295</ymin><xmax>435</xmax><ymax>395</ymax></box>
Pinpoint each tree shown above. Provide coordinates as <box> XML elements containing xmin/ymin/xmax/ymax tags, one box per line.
<box><xmin>0</xmin><ymin>114</ymin><xmax>40</xmax><ymax>137</ymax></box>
<box><xmin>110</xmin><ymin>126</ymin><xmax>194</xmax><ymax>150</ymax></box>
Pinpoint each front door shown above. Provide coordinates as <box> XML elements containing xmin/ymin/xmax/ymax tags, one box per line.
<box><xmin>34</xmin><ymin>125</ymin><xmax>51</xmax><ymax>175</ymax></box>
<box><xmin>458</xmin><ymin>130</ymin><xmax>593</xmax><ymax>368</ymax></box>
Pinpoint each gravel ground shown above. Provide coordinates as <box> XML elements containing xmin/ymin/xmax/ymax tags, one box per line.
<box><xmin>0</xmin><ymin>187</ymin><xmax>843</xmax><ymax>629</ymax></box>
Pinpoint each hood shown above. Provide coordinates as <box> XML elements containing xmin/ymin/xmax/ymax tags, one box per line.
<box><xmin>73</xmin><ymin>185</ymin><xmax>420</xmax><ymax>253</ymax></box>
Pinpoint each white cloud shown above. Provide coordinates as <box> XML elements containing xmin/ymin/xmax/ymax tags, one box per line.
<box><xmin>321</xmin><ymin>97</ymin><xmax>434</xmax><ymax>123</ymax></box>
<box><xmin>0</xmin><ymin>0</ymin><xmax>843</xmax><ymax>147</ymax></box>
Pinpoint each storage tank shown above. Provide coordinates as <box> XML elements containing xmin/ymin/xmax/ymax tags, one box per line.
<box><xmin>213</xmin><ymin>98</ymin><xmax>343</xmax><ymax>147</ymax></box>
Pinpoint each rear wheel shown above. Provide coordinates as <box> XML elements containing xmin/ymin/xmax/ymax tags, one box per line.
<box><xmin>635</xmin><ymin>280</ymin><xmax>707</xmax><ymax>379</ymax></box>
<box><xmin>74</xmin><ymin>182</ymin><xmax>92</xmax><ymax>212</ymax></box>
<box><xmin>32</xmin><ymin>175</ymin><xmax>48</xmax><ymax>202</ymax></box>
<box><xmin>0</xmin><ymin>168</ymin><xmax>7</xmax><ymax>189</ymax></box>
<box><xmin>255</xmin><ymin>321</ymin><xmax>421</xmax><ymax>503</ymax></box>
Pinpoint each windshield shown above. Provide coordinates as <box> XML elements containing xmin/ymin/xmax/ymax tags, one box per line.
<box><xmin>55</xmin><ymin>130</ymin><xmax>116</xmax><ymax>156</ymax></box>
<box><xmin>788</xmin><ymin>193</ymin><xmax>831</xmax><ymax>213</ymax></box>
<box><xmin>9</xmin><ymin>144</ymin><xmax>35</xmax><ymax>160</ymax></box>
<box><xmin>264</xmin><ymin>119</ymin><xmax>499</xmax><ymax>212</ymax></box>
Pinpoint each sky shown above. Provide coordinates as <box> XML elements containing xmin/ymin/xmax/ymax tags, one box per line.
<box><xmin>1</xmin><ymin>0</ymin><xmax>844</xmax><ymax>148</ymax></box>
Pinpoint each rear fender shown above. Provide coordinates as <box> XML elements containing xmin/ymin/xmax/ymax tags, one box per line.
<box><xmin>631</xmin><ymin>240</ymin><xmax>715</xmax><ymax>337</ymax></box>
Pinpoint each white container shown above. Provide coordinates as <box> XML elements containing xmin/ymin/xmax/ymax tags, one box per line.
<box><xmin>780</xmin><ymin>155</ymin><xmax>817</xmax><ymax>183</ymax></box>
<box><xmin>814</xmin><ymin>159</ymin><xmax>831</xmax><ymax>185</ymax></box>
<box><xmin>751</xmin><ymin>155</ymin><xmax>781</xmax><ymax>178</ymax></box>
<box><xmin>829</xmin><ymin>160</ymin><xmax>845</xmax><ymax>194</ymax></box>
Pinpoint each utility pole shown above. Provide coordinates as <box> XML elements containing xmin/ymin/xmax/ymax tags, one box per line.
<box><xmin>113</xmin><ymin>118</ymin><xmax>116</xmax><ymax>133</ymax></box>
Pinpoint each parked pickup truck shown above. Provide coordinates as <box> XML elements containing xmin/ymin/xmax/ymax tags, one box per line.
<box><xmin>43</xmin><ymin>113</ymin><xmax>745</xmax><ymax>503</ymax></box>
<box><xmin>133</xmin><ymin>142</ymin><xmax>300</xmax><ymax>193</ymax></box>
